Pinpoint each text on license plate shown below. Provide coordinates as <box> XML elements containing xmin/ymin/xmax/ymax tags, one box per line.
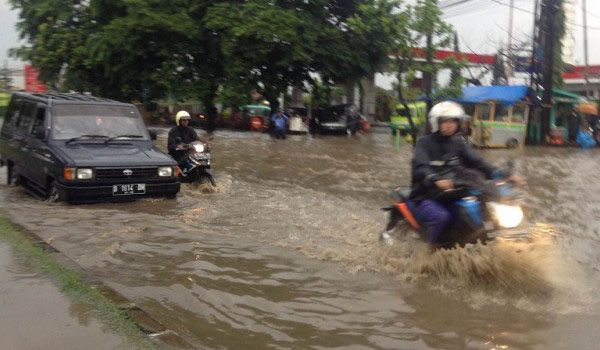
<box><xmin>112</xmin><ymin>184</ymin><xmax>146</xmax><ymax>196</ymax></box>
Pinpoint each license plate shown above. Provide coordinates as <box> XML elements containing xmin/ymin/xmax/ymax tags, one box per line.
<box><xmin>112</xmin><ymin>183</ymin><xmax>146</xmax><ymax>196</ymax></box>
<box><xmin>195</xmin><ymin>153</ymin><xmax>211</xmax><ymax>160</ymax></box>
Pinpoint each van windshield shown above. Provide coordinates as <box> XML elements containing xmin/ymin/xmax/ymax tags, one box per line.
<box><xmin>51</xmin><ymin>104</ymin><xmax>149</xmax><ymax>141</ymax></box>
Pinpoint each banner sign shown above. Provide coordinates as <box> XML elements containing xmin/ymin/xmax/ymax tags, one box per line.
<box><xmin>24</xmin><ymin>65</ymin><xmax>47</xmax><ymax>93</ymax></box>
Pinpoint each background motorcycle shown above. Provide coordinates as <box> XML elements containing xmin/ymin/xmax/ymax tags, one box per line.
<box><xmin>175</xmin><ymin>138</ymin><xmax>216</xmax><ymax>187</ymax></box>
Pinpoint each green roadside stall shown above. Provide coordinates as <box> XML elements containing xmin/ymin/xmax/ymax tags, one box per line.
<box><xmin>551</xmin><ymin>89</ymin><xmax>581</xmax><ymax>139</ymax></box>
<box><xmin>526</xmin><ymin>89</ymin><xmax>583</xmax><ymax>144</ymax></box>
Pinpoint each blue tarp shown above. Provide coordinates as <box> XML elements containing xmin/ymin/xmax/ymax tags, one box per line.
<box><xmin>454</xmin><ymin>85</ymin><xmax>530</xmax><ymax>106</ymax></box>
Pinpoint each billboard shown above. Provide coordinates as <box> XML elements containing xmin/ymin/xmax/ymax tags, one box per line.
<box><xmin>24</xmin><ymin>65</ymin><xmax>47</xmax><ymax>93</ymax></box>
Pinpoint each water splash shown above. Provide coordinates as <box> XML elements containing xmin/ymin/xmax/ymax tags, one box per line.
<box><xmin>178</xmin><ymin>174</ymin><xmax>233</xmax><ymax>196</ymax></box>
<box><xmin>365</xmin><ymin>223</ymin><xmax>594</xmax><ymax>312</ymax></box>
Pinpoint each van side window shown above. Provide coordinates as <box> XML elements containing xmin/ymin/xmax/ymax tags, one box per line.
<box><xmin>17</xmin><ymin>101</ymin><xmax>36</xmax><ymax>134</ymax></box>
<box><xmin>4</xmin><ymin>98</ymin><xmax>22</xmax><ymax>126</ymax></box>
<box><xmin>31</xmin><ymin>106</ymin><xmax>46</xmax><ymax>135</ymax></box>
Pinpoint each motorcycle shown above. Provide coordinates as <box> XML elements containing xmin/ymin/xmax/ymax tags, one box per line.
<box><xmin>175</xmin><ymin>139</ymin><xmax>216</xmax><ymax>187</ymax></box>
<box><xmin>380</xmin><ymin>162</ymin><xmax>524</xmax><ymax>248</ymax></box>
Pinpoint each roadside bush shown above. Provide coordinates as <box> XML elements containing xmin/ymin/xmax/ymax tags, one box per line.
<box><xmin>375</xmin><ymin>87</ymin><xmax>396</xmax><ymax>122</ymax></box>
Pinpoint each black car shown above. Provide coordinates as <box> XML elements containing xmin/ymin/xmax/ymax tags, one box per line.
<box><xmin>310</xmin><ymin>104</ymin><xmax>361</xmax><ymax>135</ymax></box>
<box><xmin>0</xmin><ymin>92</ymin><xmax>180</xmax><ymax>202</ymax></box>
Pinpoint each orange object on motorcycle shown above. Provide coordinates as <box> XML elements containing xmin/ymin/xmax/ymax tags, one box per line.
<box><xmin>396</xmin><ymin>202</ymin><xmax>420</xmax><ymax>229</ymax></box>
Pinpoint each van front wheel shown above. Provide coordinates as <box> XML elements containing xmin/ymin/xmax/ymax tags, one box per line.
<box><xmin>47</xmin><ymin>181</ymin><xmax>65</xmax><ymax>203</ymax></box>
<box><xmin>7</xmin><ymin>164</ymin><xmax>19</xmax><ymax>186</ymax></box>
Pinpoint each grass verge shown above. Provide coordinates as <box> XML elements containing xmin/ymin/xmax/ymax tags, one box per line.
<box><xmin>0</xmin><ymin>216</ymin><xmax>158</xmax><ymax>350</ymax></box>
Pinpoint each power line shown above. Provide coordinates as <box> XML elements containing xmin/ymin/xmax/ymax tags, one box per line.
<box><xmin>490</xmin><ymin>0</ymin><xmax>600</xmax><ymax>31</ymax></box>
<box><xmin>440</xmin><ymin>0</ymin><xmax>476</xmax><ymax>9</ymax></box>
<box><xmin>444</xmin><ymin>6</ymin><xmax>499</xmax><ymax>19</ymax></box>
<box><xmin>576</xmin><ymin>0</ymin><xmax>600</xmax><ymax>21</ymax></box>
<box><xmin>442</xmin><ymin>0</ymin><xmax>492</xmax><ymax>18</ymax></box>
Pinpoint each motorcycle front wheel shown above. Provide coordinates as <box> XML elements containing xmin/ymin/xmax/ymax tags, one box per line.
<box><xmin>207</xmin><ymin>174</ymin><xmax>216</xmax><ymax>187</ymax></box>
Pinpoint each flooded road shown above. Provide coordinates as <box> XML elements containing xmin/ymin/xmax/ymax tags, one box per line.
<box><xmin>1</xmin><ymin>128</ymin><xmax>599</xmax><ymax>349</ymax></box>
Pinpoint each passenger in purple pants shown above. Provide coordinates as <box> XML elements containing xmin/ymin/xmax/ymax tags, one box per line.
<box><xmin>414</xmin><ymin>200</ymin><xmax>454</xmax><ymax>245</ymax></box>
<box><xmin>410</xmin><ymin>102</ymin><xmax>525</xmax><ymax>251</ymax></box>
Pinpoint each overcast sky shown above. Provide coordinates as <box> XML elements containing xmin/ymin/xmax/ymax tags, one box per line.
<box><xmin>2</xmin><ymin>0</ymin><xmax>600</xmax><ymax>81</ymax></box>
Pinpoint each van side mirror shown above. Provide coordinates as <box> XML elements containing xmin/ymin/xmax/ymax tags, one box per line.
<box><xmin>148</xmin><ymin>129</ymin><xmax>157</xmax><ymax>140</ymax></box>
<box><xmin>35</xmin><ymin>126</ymin><xmax>46</xmax><ymax>140</ymax></box>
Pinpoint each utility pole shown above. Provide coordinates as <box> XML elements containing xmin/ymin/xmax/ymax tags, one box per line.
<box><xmin>506</xmin><ymin>0</ymin><xmax>514</xmax><ymax>84</ymax></box>
<box><xmin>540</xmin><ymin>0</ymin><xmax>559</xmax><ymax>144</ymax></box>
<box><xmin>583</xmin><ymin>0</ymin><xmax>590</xmax><ymax>98</ymax></box>
<box><xmin>529</xmin><ymin>0</ymin><xmax>540</xmax><ymax>90</ymax></box>
<box><xmin>526</xmin><ymin>0</ymin><xmax>540</xmax><ymax>145</ymax></box>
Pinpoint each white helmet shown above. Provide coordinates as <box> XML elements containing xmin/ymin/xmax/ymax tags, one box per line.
<box><xmin>428</xmin><ymin>101</ymin><xmax>468</xmax><ymax>133</ymax></box>
<box><xmin>175</xmin><ymin>110</ymin><xmax>192</xmax><ymax>126</ymax></box>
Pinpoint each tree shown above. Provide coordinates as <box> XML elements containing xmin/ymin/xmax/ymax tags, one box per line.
<box><xmin>9</xmin><ymin>0</ymin><xmax>412</xmax><ymax>133</ymax></box>
<box><xmin>8</xmin><ymin>0</ymin><xmax>96</xmax><ymax>90</ymax></box>
<box><xmin>413</xmin><ymin>0</ymin><xmax>458</xmax><ymax>131</ymax></box>
<box><xmin>9</xmin><ymin>0</ymin><xmax>226</xmax><ymax>130</ymax></box>
<box><xmin>375</xmin><ymin>87</ymin><xmax>397</xmax><ymax>122</ymax></box>
<box><xmin>206</xmin><ymin>0</ymin><xmax>401</xmax><ymax>111</ymax></box>
<box><xmin>392</xmin><ymin>0</ymin><xmax>463</xmax><ymax>143</ymax></box>
<box><xmin>492</xmin><ymin>50</ymin><xmax>507</xmax><ymax>85</ymax></box>
<box><xmin>449</xmin><ymin>32</ymin><xmax>462</xmax><ymax>88</ymax></box>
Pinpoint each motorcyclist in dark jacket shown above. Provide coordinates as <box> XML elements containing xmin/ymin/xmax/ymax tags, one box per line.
<box><xmin>168</xmin><ymin>111</ymin><xmax>198</xmax><ymax>165</ymax></box>
<box><xmin>411</xmin><ymin>101</ymin><xmax>524</xmax><ymax>251</ymax></box>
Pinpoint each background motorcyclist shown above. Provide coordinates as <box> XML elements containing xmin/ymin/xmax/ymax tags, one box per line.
<box><xmin>168</xmin><ymin>110</ymin><xmax>199</xmax><ymax>165</ymax></box>
<box><xmin>410</xmin><ymin>101</ymin><xmax>524</xmax><ymax>251</ymax></box>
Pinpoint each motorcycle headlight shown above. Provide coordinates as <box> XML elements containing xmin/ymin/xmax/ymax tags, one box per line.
<box><xmin>489</xmin><ymin>202</ymin><xmax>523</xmax><ymax>228</ymax></box>
<box><xmin>193</xmin><ymin>144</ymin><xmax>205</xmax><ymax>153</ymax></box>
<box><xmin>158</xmin><ymin>166</ymin><xmax>173</xmax><ymax>177</ymax></box>
<box><xmin>76</xmin><ymin>168</ymin><xmax>93</xmax><ymax>180</ymax></box>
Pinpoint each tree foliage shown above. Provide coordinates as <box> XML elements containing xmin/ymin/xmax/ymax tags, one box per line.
<box><xmin>375</xmin><ymin>87</ymin><xmax>397</xmax><ymax>122</ymax></box>
<box><xmin>8</xmin><ymin>0</ymin><xmax>428</xmax><ymax>130</ymax></box>
<box><xmin>206</xmin><ymin>0</ymin><xmax>401</xmax><ymax>111</ymax></box>
<box><xmin>391</xmin><ymin>0</ymin><xmax>463</xmax><ymax>140</ymax></box>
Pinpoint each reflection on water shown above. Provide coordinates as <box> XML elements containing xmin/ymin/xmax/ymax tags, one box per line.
<box><xmin>1</xmin><ymin>129</ymin><xmax>599</xmax><ymax>349</ymax></box>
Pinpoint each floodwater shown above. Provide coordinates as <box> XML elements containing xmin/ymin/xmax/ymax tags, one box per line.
<box><xmin>1</xmin><ymin>128</ymin><xmax>600</xmax><ymax>349</ymax></box>
<box><xmin>0</xmin><ymin>243</ymin><xmax>131</xmax><ymax>350</ymax></box>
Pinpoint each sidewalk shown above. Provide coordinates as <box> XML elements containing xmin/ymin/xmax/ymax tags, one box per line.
<box><xmin>0</xmin><ymin>242</ymin><xmax>130</xmax><ymax>350</ymax></box>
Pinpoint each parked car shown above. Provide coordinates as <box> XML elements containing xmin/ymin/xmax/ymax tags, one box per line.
<box><xmin>310</xmin><ymin>104</ymin><xmax>362</xmax><ymax>135</ymax></box>
<box><xmin>0</xmin><ymin>92</ymin><xmax>180</xmax><ymax>203</ymax></box>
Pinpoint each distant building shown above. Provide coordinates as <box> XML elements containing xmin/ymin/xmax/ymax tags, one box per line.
<box><xmin>562</xmin><ymin>65</ymin><xmax>600</xmax><ymax>100</ymax></box>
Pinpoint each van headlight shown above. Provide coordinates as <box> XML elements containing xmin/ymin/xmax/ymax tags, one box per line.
<box><xmin>76</xmin><ymin>168</ymin><xmax>93</xmax><ymax>180</ymax></box>
<box><xmin>193</xmin><ymin>144</ymin><xmax>205</xmax><ymax>153</ymax></box>
<box><xmin>488</xmin><ymin>202</ymin><xmax>523</xmax><ymax>228</ymax></box>
<box><xmin>158</xmin><ymin>166</ymin><xmax>173</xmax><ymax>177</ymax></box>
